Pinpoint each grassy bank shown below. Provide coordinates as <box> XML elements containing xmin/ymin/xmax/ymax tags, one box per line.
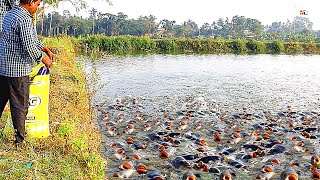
<box><xmin>0</xmin><ymin>36</ymin><xmax>106</xmax><ymax>179</ymax></box>
<box><xmin>82</xmin><ymin>35</ymin><xmax>320</xmax><ymax>54</ymax></box>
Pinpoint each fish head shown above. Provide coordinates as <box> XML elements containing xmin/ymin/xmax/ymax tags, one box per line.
<box><xmin>312</xmin><ymin>171</ymin><xmax>320</xmax><ymax>179</ymax></box>
<box><xmin>220</xmin><ymin>173</ymin><xmax>232</xmax><ymax>180</ymax></box>
<box><xmin>159</xmin><ymin>151</ymin><xmax>169</xmax><ymax>158</ymax></box>
<box><xmin>119</xmin><ymin>162</ymin><xmax>133</xmax><ymax>170</ymax></box>
<box><xmin>261</xmin><ymin>165</ymin><xmax>273</xmax><ymax>173</ymax></box>
<box><xmin>286</xmin><ymin>174</ymin><xmax>298</xmax><ymax>180</ymax></box>
<box><xmin>312</xmin><ymin>156</ymin><xmax>320</xmax><ymax>168</ymax></box>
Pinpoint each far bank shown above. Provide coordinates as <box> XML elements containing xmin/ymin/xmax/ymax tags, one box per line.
<box><xmin>82</xmin><ymin>35</ymin><xmax>320</xmax><ymax>55</ymax></box>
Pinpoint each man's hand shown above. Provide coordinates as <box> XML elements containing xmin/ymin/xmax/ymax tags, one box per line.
<box><xmin>42</xmin><ymin>56</ymin><xmax>52</xmax><ymax>68</ymax></box>
<box><xmin>47</xmin><ymin>50</ymin><xmax>56</xmax><ymax>61</ymax></box>
<box><xmin>42</xmin><ymin>47</ymin><xmax>56</xmax><ymax>61</ymax></box>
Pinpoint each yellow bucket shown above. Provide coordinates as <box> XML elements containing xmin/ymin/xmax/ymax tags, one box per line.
<box><xmin>26</xmin><ymin>63</ymin><xmax>50</xmax><ymax>138</ymax></box>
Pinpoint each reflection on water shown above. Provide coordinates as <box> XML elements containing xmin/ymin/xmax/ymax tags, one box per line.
<box><xmin>82</xmin><ymin>54</ymin><xmax>320</xmax><ymax>112</ymax></box>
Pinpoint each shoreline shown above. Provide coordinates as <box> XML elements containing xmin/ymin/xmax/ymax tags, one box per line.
<box><xmin>0</xmin><ymin>36</ymin><xmax>106</xmax><ymax>179</ymax></box>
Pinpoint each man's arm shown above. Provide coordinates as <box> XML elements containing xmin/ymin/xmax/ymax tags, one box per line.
<box><xmin>19</xmin><ymin>22</ymin><xmax>53</xmax><ymax>68</ymax></box>
<box><xmin>18</xmin><ymin>18</ymin><xmax>45</xmax><ymax>64</ymax></box>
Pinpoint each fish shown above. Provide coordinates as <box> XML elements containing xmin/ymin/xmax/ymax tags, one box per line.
<box><xmin>124</xmin><ymin>124</ymin><xmax>135</xmax><ymax>134</ymax></box>
<box><xmin>183</xmin><ymin>153</ymin><xmax>203</xmax><ymax>160</ymax></box>
<box><xmin>311</xmin><ymin>153</ymin><xmax>320</xmax><ymax>169</ymax></box>
<box><xmin>256</xmin><ymin>165</ymin><xmax>274</xmax><ymax>180</ymax></box>
<box><xmin>108</xmin><ymin>126</ymin><xmax>118</xmax><ymax>136</ymax></box>
<box><xmin>99</xmin><ymin>96</ymin><xmax>320</xmax><ymax>179</ymax></box>
<box><xmin>219</xmin><ymin>170</ymin><xmax>232</xmax><ymax>180</ymax></box>
<box><xmin>267</xmin><ymin>145</ymin><xmax>286</xmax><ymax>155</ymax></box>
<box><xmin>172</xmin><ymin>156</ymin><xmax>192</xmax><ymax>169</ymax></box>
<box><xmin>136</xmin><ymin>164</ymin><xmax>148</xmax><ymax>174</ymax></box>
<box><xmin>133</xmin><ymin>142</ymin><xmax>146</xmax><ymax>150</ymax></box>
<box><xmin>293</xmin><ymin>141</ymin><xmax>307</xmax><ymax>152</ymax></box>
<box><xmin>148</xmin><ymin>171</ymin><xmax>165</xmax><ymax>180</ymax></box>
<box><xmin>312</xmin><ymin>171</ymin><xmax>320</xmax><ymax>180</ymax></box>
<box><xmin>209</xmin><ymin>166</ymin><xmax>221</xmax><ymax>174</ymax></box>
<box><xmin>177</xmin><ymin>121</ymin><xmax>188</xmax><ymax>130</ymax></box>
<box><xmin>113</xmin><ymin>162</ymin><xmax>135</xmax><ymax>178</ymax></box>
<box><xmin>114</xmin><ymin>148</ymin><xmax>128</xmax><ymax>160</ymax></box>
<box><xmin>159</xmin><ymin>147</ymin><xmax>176</xmax><ymax>159</ymax></box>
<box><xmin>226</xmin><ymin>133</ymin><xmax>241</xmax><ymax>144</ymax></box>
<box><xmin>182</xmin><ymin>171</ymin><xmax>196</xmax><ymax>180</ymax></box>
<box><xmin>280</xmin><ymin>167</ymin><xmax>298</xmax><ymax>180</ymax></box>
<box><xmin>196</xmin><ymin>155</ymin><xmax>222</xmax><ymax>164</ymax></box>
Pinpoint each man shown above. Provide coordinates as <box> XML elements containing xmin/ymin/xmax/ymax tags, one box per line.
<box><xmin>0</xmin><ymin>0</ymin><xmax>20</xmax><ymax>37</ymax></box>
<box><xmin>0</xmin><ymin>0</ymin><xmax>55</xmax><ymax>144</ymax></box>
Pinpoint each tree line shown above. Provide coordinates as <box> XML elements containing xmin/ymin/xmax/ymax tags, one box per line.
<box><xmin>37</xmin><ymin>9</ymin><xmax>320</xmax><ymax>42</ymax></box>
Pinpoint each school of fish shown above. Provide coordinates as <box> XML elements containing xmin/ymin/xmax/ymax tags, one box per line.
<box><xmin>97</xmin><ymin>95</ymin><xmax>320</xmax><ymax>180</ymax></box>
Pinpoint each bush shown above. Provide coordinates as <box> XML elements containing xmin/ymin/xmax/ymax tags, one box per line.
<box><xmin>284</xmin><ymin>42</ymin><xmax>302</xmax><ymax>54</ymax></box>
<box><xmin>301</xmin><ymin>42</ymin><xmax>317</xmax><ymax>53</ymax></box>
<box><xmin>231</xmin><ymin>39</ymin><xmax>247</xmax><ymax>53</ymax></box>
<box><xmin>112</xmin><ymin>36</ymin><xmax>131</xmax><ymax>51</ymax></box>
<box><xmin>156</xmin><ymin>38</ymin><xmax>176</xmax><ymax>51</ymax></box>
<box><xmin>247</xmin><ymin>39</ymin><xmax>266</xmax><ymax>53</ymax></box>
<box><xmin>268</xmin><ymin>40</ymin><xmax>285</xmax><ymax>53</ymax></box>
<box><xmin>82</xmin><ymin>35</ymin><xmax>320</xmax><ymax>54</ymax></box>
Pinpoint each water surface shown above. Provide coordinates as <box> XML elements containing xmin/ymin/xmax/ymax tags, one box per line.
<box><xmin>82</xmin><ymin>54</ymin><xmax>320</xmax><ymax>112</ymax></box>
<box><xmin>81</xmin><ymin>54</ymin><xmax>320</xmax><ymax>179</ymax></box>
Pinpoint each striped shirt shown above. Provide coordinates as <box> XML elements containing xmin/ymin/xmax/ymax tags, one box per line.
<box><xmin>0</xmin><ymin>5</ymin><xmax>44</xmax><ymax>77</ymax></box>
<box><xmin>0</xmin><ymin>0</ymin><xmax>19</xmax><ymax>32</ymax></box>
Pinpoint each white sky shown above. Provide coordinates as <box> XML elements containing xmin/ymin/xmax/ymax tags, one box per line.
<box><xmin>55</xmin><ymin>0</ymin><xmax>320</xmax><ymax>30</ymax></box>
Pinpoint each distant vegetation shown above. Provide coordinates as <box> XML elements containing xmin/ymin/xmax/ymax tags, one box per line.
<box><xmin>38</xmin><ymin>10</ymin><xmax>320</xmax><ymax>43</ymax></box>
<box><xmin>81</xmin><ymin>35</ymin><xmax>320</xmax><ymax>54</ymax></box>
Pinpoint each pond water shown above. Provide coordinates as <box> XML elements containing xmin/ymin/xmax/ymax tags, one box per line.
<box><xmin>82</xmin><ymin>54</ymin><xmax>320</xmax><ymax>112</ymax></box>
<box><xmin>81</xmin><ymin>54</ymin><xmax>320</xmax><ymax>179</ymax></box>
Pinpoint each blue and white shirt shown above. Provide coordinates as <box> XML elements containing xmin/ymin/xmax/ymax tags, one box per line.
<box><xmin>0</xmin><ymin>0</ymin><xmax>20</xmax><ymax>32</ymax></box>
<box><xmin>0</xmin><ymin>5</ymin><xmax>44</xmax><ymax>77</ymax></box>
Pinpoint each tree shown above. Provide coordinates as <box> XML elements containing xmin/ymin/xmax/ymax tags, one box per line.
<box><xmin>159</xmin><ymin>19</ymin><xmax>176</xmax><ymax>38</ymax></box>
<box><xmin>36</xmin><ymin>0</ymin><xmax>112</xmax><ymax>27</ymax></box>
<box><xmin>293</xmin><ymin>16</ymin><xmax>313</xmax><ymax>34</ymax></box>
<box><xmin>37</xmin><ymin>8</ymin><xmax>318</xmax><ymax>41</ymax></box>
<box><xmin>89</xmin><ymin>8</ymin><xmax>97</xmax><ymax>34</ymax></box>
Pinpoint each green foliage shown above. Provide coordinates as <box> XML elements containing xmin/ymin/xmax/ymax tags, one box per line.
<box><xmin>231</xmin><ymin>39</ymin><xmax>248</xmax><ymax>53</ymax></box>
<box><xmin>83</xmin><ymin>35</ymin><xmax>320</xmax><ymax>54</ymax></box>
<box><xmin>0</xmin><ymin>112</ymin><xmax>13</xmax><ymax>140</ymax></box>
<box><xmin>56</xmin><ymin>123</ymin><xmax>74</xmax><ymax>137</ymax></box>
<box><xmin>111</xmin><ymin>36</ymin><xmax>131</xmax><ymax>51</ymax></box>
<box><xmin>79</xmin><ymin>152</ymin><xmax>105</xmax><ymax>179</ymax></box>
<box><xmin>41</xmin><ymin>35</ymin><xmax>76</xmax><ymax>53</ymax></box>
<box><xmin>246</xmin><ymin>39</ymin><xmax>266</xmax><ymax>53</ymax></box>
<box><xmin>301</xmin><ymin>42</ymin><xmax>317</xmax><ymax>53</ymax></box>
<box><xmin>72</xmin><ymin>136</ymin><xmax>88</xmax><ymax>151</ymax></box>
<box><xmin>213</xmin><ymin>37</ymin><xmax>230</xmax><ymax>53</ymax></box>
<box><xmin>129</xmin><ymin>36</ymin><xmax>156</xmax><ymax>51</ymax></box>
<box><xmin>268</xmin><ymin>40</ymin><xmax>285</xmax><ymax>53</ymax></box>
<box><xmin>85</xmin><ymin>35</ymin><xmax>103</xmax><ymax>50</ymax></box>
<box><xmin>156</xmin><ymin>38</ymin><xmax>176</xmax><ymax>51</ymax></box>
<box><xmin>37</xmin><ymin>8</ymin><xmax>319</xmax><ymax>45</ymax></box>
<box><xmin>284</xmin><ymin>42</ymin><xmax>302</xmax><ymax>54</ymax></box>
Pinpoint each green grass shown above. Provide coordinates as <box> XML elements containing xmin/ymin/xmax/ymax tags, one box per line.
<box><xmin>0</xmin><ymin>36</ymin><xmax>106</xmax><ymax>180</ymax></box>
<box><xmin>82</xmin><ymin>35</ymin><xmax>320</xmax><ymax>55</ymax></box>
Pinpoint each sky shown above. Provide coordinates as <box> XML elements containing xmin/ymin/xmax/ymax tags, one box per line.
<box><xmin>54</xmin><ymin>0</ymin><xmax>320</xmax><ymax>30</ymax></box>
